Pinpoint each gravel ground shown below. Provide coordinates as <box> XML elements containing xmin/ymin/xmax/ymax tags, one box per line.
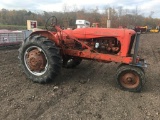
<box><xmin>0</xmin><ymin>33</ymin><xmax>160</xmax><ymax>120</ymax></box>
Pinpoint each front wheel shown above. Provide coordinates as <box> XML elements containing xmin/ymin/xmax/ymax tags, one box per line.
<box><xmin>19</xmin><ymin>35</ymin><xmax>62</xmax><ymax>83</ymax></box>
<box><xmin>116</xmin><ymin>64</ymin><xmax>145</xmax><ymax>92</ymax></box>
<box><xmin>62</xmin><ymin>56</ymin><xmax>82</xmax><ymax>68</ymax></box>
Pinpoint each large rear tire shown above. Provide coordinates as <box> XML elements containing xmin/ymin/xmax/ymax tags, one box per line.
<box><xmin>19</xmin><ymin>35</ymin><xmax>62</xmax><ymax>83</ymax></box>
<box><xmin>116</xmin><ymin>64</ymin><xmax>145</xmax><ymax>92</ymax></box>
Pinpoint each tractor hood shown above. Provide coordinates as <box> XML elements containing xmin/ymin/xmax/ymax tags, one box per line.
<box><xmin>63</xmin><ymin>28</ymin><xmax>136</xmax><ymax>39</ymax></box>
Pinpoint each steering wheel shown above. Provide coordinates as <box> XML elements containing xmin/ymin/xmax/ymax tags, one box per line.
<box><xmin>45</xmin><ymin>16</ymin><xmax>57</xmax><ymax>31</ymax></box>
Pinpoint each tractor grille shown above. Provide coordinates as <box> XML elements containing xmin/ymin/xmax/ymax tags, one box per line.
<box><xmin>128</xmin><ymin>34</ymin><xmax>136</xmax><ymax>55</ymax></box>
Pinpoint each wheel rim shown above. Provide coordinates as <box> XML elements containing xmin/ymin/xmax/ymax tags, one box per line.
<box><xmin>119</xmin><ymin>72</ymin><xmax>140</xmax><ymax>89</ymax></box>
<box><xmin>24</xmin><ymin>46</ymin><xmax>48</xmax><ymax>76</ymax></box>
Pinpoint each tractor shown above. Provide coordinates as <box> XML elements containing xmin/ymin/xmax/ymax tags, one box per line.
<box><xmin>19</xmin><ymin>16</ymin><xmax>147</xmax><ymax>92</ymax></box>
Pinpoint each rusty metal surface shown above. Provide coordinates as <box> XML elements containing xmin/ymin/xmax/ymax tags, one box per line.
<box><xmin>26</xmin><ymin>48</ymin><xmax>47</xmax><ymax>72</ymax></box>
<box><xmin>119</xmin><ymin>72</ymin><xmax>140</xmax><ymax>89</ymax></box>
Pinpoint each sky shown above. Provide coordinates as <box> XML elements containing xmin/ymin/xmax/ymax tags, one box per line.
<box><xmin>0</xmin><ymin>0</ymin><xmax>160</xmax><ymax>18</ymax></box>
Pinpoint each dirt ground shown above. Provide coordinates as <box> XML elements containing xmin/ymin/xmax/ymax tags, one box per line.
<box><xmin>0</xmin><ymin>33</ymin><xmax>160</xmax><ymax>120</ymax></box>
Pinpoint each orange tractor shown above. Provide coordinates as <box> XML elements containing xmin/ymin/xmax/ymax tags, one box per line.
<box><xmin>19</xmin><ymin>16</ymin><xmax>147</xmax><ymax>92</ymax></box>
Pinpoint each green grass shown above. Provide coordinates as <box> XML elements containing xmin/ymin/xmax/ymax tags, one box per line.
<box><xmin>0</xmin><ymin>24</ymin><xmax>44</xmax><ymax>30</ymax></box>
<box><xmin>0</xmin><ymin>24</ymin><xmax>26</xmax><ymax>30</ymax></box>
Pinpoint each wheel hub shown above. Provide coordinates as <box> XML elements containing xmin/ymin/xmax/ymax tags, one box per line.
<box><xmin>26</xmin><ymin>49</ymin><xmax>47</xmax><ymax>72</ymax></box>
<box><xmin>120</xmin><ymin>72</ymin><xmax>139</xmax><ymax>88</ymax></box>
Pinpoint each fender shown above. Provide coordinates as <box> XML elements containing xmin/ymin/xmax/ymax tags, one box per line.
<box><xmin>30</xmin><ymin>31</ymin><xmax>60</xmax><ymax>46</ymax></box>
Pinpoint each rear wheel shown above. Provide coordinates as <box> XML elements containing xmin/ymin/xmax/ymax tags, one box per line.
<box><xmin>116</xmin><ymin>64</ymin><xmax>145</xmax><ymax>92</ymax></box>
<box><xmin>19</xmin><ymin>35</ymin><xmax>62</xmax><ymax>83</ymax></box>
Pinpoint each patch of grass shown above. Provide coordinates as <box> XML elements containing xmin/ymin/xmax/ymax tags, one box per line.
<box><xmin>0</xmin><ymin>24</ymin><xmax>26</xmax><ymax>30</ymax></box>
<box><xmin>0</xmin><ymin>24</ymin><xmax>44</xmax><ymax>30</ymax></box>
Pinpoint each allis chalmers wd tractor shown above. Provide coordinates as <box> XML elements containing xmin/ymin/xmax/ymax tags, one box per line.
<box><xmin>19</xmin><ymin>16</ymin><xmax>147</xmax><ymax>92</ymax></box>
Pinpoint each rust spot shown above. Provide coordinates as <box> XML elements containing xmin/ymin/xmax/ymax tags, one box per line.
<box><xmin>26</xmin><ymin>49</ymin><xmax>47</xmax><ymax>72</ymax></box>
<box><xmin>120</xmin><ymin>72</ymin><xmax>140</xmax><ymax>89</ymax></box>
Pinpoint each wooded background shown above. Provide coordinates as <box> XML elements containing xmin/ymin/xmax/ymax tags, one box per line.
<box><xmin>0</xmin><ymin>6</ymin><xmax>160</xmax><ymax>29</ymax></box>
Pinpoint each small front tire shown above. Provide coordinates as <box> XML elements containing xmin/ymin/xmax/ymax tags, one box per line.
<box><xmin>63</xmin><ymin>56</ymin><xmax>82</xmax><ymax>68</ymax></box>
<box><xmin>116</xmin><ymin>64</ymin><xmax>145</xmax><ymax>92</ymax></box>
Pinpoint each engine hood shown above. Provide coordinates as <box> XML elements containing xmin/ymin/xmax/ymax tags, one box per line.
<box><xmin>63</xmin><ymin>28</ymin><xmax>136</xmax><ymax>39</ymax></box>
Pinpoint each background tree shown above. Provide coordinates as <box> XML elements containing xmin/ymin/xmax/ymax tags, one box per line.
<box><xmin>0</xmin><ymin>7</ymin><xmax>160</xmax><ymax>29</ymax></box>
